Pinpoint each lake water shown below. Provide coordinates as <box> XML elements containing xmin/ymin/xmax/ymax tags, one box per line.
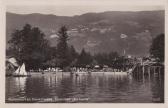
<box><xmin>5</xmin><ymin>72</ymin><xmax>164</xmax><ymax>103</ymax></box>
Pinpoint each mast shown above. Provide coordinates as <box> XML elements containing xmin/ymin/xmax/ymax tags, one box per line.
<box><xmin>19</xmin><ymin>63</ymin><xmax>27</xmax><ymax>75</ymax></box>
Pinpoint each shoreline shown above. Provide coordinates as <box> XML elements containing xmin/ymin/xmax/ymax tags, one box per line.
<box><xmin>27</xmin><ymin>71</ymin><xmax>129</xmax><ymax>76</ymax></box>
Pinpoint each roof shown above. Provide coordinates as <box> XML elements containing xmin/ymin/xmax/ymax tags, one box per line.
<box><xmin>6</xmin><ymin>57</ymin><xmax>19</xmax><ymax>67</ymax></box>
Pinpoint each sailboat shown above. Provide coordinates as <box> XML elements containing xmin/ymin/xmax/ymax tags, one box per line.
<box><xmin>13</xmin><ymin>63</ymin><xmax>30</xmax><ymax>77</ymax></box>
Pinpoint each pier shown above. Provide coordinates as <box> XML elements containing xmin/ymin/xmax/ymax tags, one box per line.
<box><xmin>131</xmin><ymin>62</ymin><xmax>164</xmax><ymax>79</ymax></box>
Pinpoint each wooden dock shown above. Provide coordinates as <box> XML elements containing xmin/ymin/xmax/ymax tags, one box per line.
<box><xmin>131</xmin><ymin>62</ymin><xmax>164</xmax><ymax>79</ymax></box>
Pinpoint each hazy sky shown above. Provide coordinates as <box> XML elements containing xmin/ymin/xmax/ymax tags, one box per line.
<box><xmin>6</xmin><ymin>0</ymin><xmax>165</xmax><ymax>16</ymax></box>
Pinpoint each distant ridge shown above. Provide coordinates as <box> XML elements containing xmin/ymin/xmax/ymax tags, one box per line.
<box><xmin>6</xmin><ymin>10</ymin><xmax>164</xmax><ymax>57</ymax></box>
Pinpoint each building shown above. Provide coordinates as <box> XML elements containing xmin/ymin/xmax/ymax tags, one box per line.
<box><xmin>6</xmin><ymin>57</ymin><xmax>19</xmax><ymax>76</ymax></box>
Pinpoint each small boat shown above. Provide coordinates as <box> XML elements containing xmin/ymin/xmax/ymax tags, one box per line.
<box><xmin>127</xmin><ymin>68</ymin><xmax>133</xmax><ymax>75</ymax></box>
<box><xmin>13</xmin><ymin>63</ymin><xmax>31</xmax><ymax>77</ymax></box>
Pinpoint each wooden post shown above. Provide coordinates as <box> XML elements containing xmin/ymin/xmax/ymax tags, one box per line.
<box><xmin>154</xmin><ymin>66</ymin><xmax>156</xmax><ymax>77</ymax></box>
<box><xmin>158</xmin><ymin>67</ymin><xmax>160</xmax><ymax>78</ymax></box>
<box><xmin>148</xmin><ymin>66</ymin><xmax>150</xmax><ymax>80</ymax></box>
<box><xmin>142</xmin><ymin>65</ymin><xmax>145</xmax><ymax>76</ymax></box>
<box><xmin>137</xmin><ymin>66</ymin><xmax>139</xmax><ymax>77</ymax></box>
<box><xmin>142</xmin><ymin>66</ymin><xmax>145</xmax><ymax>82</ymax></box>
<box><xmin>150</xmin><ymin>67</ymin><xmax>152</xmax><ymax>76</ymax></box>
<box><xmin>148</xmin><ymin>66</ymin><xmax>150</xmax><ymax>76</ymax></box>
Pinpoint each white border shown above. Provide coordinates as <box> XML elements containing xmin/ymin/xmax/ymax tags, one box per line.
<box><xmin>0</xmin><ymin>0</ymin><xmax>167</xmax><ymax>108</ymax></box>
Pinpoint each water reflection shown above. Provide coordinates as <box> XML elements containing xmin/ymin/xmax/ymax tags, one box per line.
<box><xmin>6</xmin><ymin>72</ymin><xmax>164</xmax><ymax>103</ymax></box>
<box><xmin>6</xmin><ymin>77</ymin><xmax>27</xmax><ymax>99</ymax></box>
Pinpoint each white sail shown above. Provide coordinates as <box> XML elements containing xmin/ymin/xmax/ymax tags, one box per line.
<box><xmin>13</xmin><ymin>66</ymin><xmax>20</xmax><ymax>75</ymax></box>
<box><xmin>19</xmin><ymin>63</ymin><xmax>27</xmax><ymax>75</ymax></box>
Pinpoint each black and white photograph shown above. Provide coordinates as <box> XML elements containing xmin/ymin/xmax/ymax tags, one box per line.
<box><xmin>4</xmin><ymin>0</ymin><xmax>165</xmax><ymax>103</ymax></box>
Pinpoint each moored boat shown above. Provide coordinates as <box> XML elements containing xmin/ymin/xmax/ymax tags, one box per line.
<box><xmin>13</xmin><ymin>63</ymin><xmax>31</xmax><ymax>77</ymax></box>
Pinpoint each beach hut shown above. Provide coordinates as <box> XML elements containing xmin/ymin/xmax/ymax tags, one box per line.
<box><xmin>6</xmin><ymin>57</ymin><xmax>19</xmax><ymax>76</ymax></box>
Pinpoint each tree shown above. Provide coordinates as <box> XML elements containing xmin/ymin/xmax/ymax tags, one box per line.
<box><xmin>56</xmin><ymin>26</ymin><xmax>70</xmax><ymax>68</ymax></box>
<box><xmin>41</xmin><ymin>26</ymin><xmax>78</xmax><ymax>69</ymax></box>
<box><xmin>77</xmin><ymin>48</ymin><xmax>93</xmax><ymax>67</ymax></box>
<box><xmin>94</xmin><ymin>53</ymin><xmax>108</xmax><ymax>66</ymax></box>
<box><xmin>108</xmin><ymin>51</ymin><xmax>119</xmax><ymax>66</ymax></box>
<box><xmin>150</xmin><ymin>33</ymin><xmax>164</xmax><ymax>62</ymax></box>
<box><xmin>93</xmin><ymin>51</ymin><xmax>119</xmax><ymax>67</ymax></box>
<box><xmin>8</xmin><ymin>24</ymin><xmax>50</xmax><ymax>69</ymax></box>
<box><xmin>68</xmin><ymin>45</ymin><xmax>79</xmax><ymax>66</ymax></box>
<box><xmin>70</xmin><ymin>46</ymin><xmax>78</xmax><ymax>59</ymax></box>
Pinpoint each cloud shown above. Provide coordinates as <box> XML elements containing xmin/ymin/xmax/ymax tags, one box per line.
<box><xmin>86</xmin><ymin>40</ymin><xmax>101</xmax><ymax>47</ymax></box>
<box><xmin>120</xmin><ymin>33</ymin><xmax>128</xmax><ymax>38</ymax></box>
<box><xmin>67</xmin><ymin>29</ymin><xmax>78</xmax><ymax>34</ymax></box>
<box><xmin>90</xmin><ymin>28</ymin><xmax>111</xmax><ymax>34</ymax></box>
<box><xmin>100</xmin><ymin>28</ymin><xmax>108</xmax><ymax>34</ymax></box>
<box><xmin>50</xmin><ymin>34</ymin><xmax>59</xmax><ymax>38</ymax></box>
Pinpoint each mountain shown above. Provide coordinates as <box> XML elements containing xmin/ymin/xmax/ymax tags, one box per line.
<box><xmin>6</xmin><ymin>11</ymin><xmax>164</xmax><ymax>57</ymax></box>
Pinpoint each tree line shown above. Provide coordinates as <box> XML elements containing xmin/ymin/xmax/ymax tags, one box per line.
<box><xmin>7</xmin><ymin>24</ymin><xmax>164</xmax><ymax>71</ymax></box>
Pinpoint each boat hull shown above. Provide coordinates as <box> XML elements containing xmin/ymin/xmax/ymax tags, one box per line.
<box><xmin>13</xmin><ymin>75</ymin><xmax>31</xmax><ymax>77</ymax></box>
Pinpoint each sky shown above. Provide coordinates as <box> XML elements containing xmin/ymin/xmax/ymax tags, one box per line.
<box><xmin>5</xmin><ymin>0</ymin><xmax>165</xmax><ymax>16</ymax></box>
